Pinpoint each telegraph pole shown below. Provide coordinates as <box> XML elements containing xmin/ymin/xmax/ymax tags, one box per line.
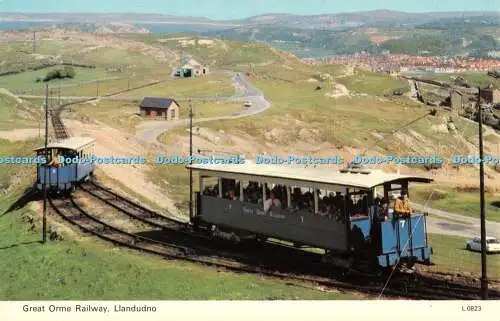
<box><xmin>189</xmin><ymin>99</ymin><xmax>194</xmax><ymax>220</ymax></box>
<box><xmin>42</xmin><ymin>84</ymin><xmax>49</xmax><ymax>244</ymax></box>
<box><xmin>32</xmin><ymin>31</ymin><xmax>36</xmax><ymax>53</ymax></box>
<box><xmin>477</xmin><ymin>87</ymin><xmax>488</xmax><ymax>300</ymax></box>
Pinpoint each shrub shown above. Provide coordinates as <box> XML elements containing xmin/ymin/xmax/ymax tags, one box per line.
<box><xmin>42</xmin><ymin>67</ymin><xmax>76</xmax><ymax>82</ymax></box>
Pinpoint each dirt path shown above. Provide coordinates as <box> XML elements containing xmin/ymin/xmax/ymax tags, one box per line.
<box><xmin>63</xmin><ymin>118</ymin><xmax>185</xmax><ymax>221</ymax></box>
<box><xmin>0</xmin><ymin>128</ymin><xmax>40</xmax><ymax>141</ymax></box>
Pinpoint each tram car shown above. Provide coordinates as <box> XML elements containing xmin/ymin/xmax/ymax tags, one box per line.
<box><xmin>187</xmin><ymin>162</ymin><xmax>433</xmax><ymax>272</ymax></box>
<box><xmin>34</xmin><ymin>137</ymin><xmax>95</xmax><ymax>192</ymax></box>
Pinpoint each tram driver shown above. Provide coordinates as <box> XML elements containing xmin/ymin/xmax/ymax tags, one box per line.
<box><xmin>47</xmin><ymin>151</ymin><xmax>63</xmax><ymax>167</ymax></box>
<box><xmin>393</xmin><ymin>190</ymin><xmax>412</xmax><ymax>218</ymax></box>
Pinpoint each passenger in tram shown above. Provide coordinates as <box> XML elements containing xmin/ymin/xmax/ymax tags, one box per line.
<box><xmin>202</xmin><ymin>186</ymin><xmax>212</xmax><ymax>196</ymax></box>
<box><xmin>361</xmin><ymin>195</ymin><xmax>368</xmax><ymax>213</ymax></box>
<box><xmin>333</xmin><ymin>192</ymin><xmax>344</xmax><ymax>208</ymax></box>
<box><xmin>346</xmin><ymin>195</ymin><xmax>354</xmax><ymax>215</ymax></box>
<box><xmin>227</xmin><ymin>189</ymin><xmax>237</xmax><ymax>200</ymax></box>
<box><xmin>264</xmin><ymin>191</ymin><xmax>281</xmax><ymax>214</ymax></box>
<box><xmin>318</xmin><ymin>204</ymin><xmax>329</xmax><ymax>217</ymax></box>
<box><xmin>291</xmin><ymin>188</ymin><xmax>302</xmax><ymax>210</ymax></box>
<box><xmin>373</xmin><ymin>198</ymin><xmax>388</xmax><ymax>222</ymax></box>
<box><xmin>394</xmin><ymin>191</ymin><xmax>413</xmax><ymax>218</ymax></box>
<box><xmin>247</xmin><ymin>190</ymin><xmax>259</xmax><ymax>204</ymax></box>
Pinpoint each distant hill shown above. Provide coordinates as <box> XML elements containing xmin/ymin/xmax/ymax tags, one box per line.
<box><xmin>242</xmin><ymin>10</ymin><xmax>499</xmax><ymax>29</ymax></box>
<box><xmin>203</xmin><ymin>16</ymin><xmax>500</xmax><ymax>58</ymax></box>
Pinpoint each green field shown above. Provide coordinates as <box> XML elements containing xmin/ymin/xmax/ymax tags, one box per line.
<box><xmin>335</xmin><ymin>70</ymin><xmax>409</xmax><ymax>96</ymax></box>
<box><xmin>122</xmin><ymin>74</ymin><xmax>235</xmax><ymax>98</ymax></box>
<box><xmin>427</xmin><ymin>234</ymin><xmax>500</xmax><ymax>280</ymax></box>
<box><xmin>412</xmin><ymin>184</ymin><xmax>500</xmax><ymax>223</ymax></box>
<box><xmin>0</xmin><ymin>67</ymin><xmax>109</xmax><ymax>93</ymax></box>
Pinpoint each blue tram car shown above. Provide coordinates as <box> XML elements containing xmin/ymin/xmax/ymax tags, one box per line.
<box><xmin>34</xmin><ymin>137</ymin><xmax>96</xmax><ymax>192</ymax></box>
<box><xmin>187</xmin><ymin>162</ymin><xmax>433</xmax><ymax>272</ymax></box>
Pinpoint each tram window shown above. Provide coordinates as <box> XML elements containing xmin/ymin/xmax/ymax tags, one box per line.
<box><xmin>221</xmin><ymin>178</ymin><xmax>236</xmax><ymax>198</ymax></box>
<box><xmin>289</xmin><ymin>185</ymin><xmax>313</xmax><ymax>212</ymax></box>
<box><xmin>201</xmin><ymin>177</ymin><xmax>219</xmax><ymax>197</ymax></box>
<box><xmin>268</xmin><ymin>184</ymin><xmax>286</xmax><ymax>209</ymax></box>
<box><xmin>347</xmin><ymin>191</ymin><xmax>370</xmax><ymax>217</ymax></box>
<box><xmin>243</xmin><ymin>181</ymin><xmax>261</xmax><ymax>204</ymax></box>
<box><xmin>223</xmin><ymin>179</ymin><xmax>239</xmax><ymax>200</ymax></box>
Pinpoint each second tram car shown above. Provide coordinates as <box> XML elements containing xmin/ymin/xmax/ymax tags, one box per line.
<box><xmin>188</xmin><ymin>162</ymin><xmax>433</xmax><ymax>272</ymax></box>
<box><xmin>35</xmin><ymin>137</ymin><xmax>95</xmax><ymax>192</ymax></box>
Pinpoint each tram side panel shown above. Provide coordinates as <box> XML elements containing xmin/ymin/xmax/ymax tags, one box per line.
<box><xmin>199</xmin><ymin>195</ymin><xmax>349</xmax><ymax>252</ymax></box>
<box><xmin>378</xmin><ymin>214</ymin><xmax>431</xmax><ymax>267</ymax></box>
<box><xmin>76</xmin><ymin>162</ymin><xmax>94</xmax><ymax>181</ymax></box>
<box><xmin>37</xmin><ymin>166</ymin><xmax>75</xmax><ymax>190</ymax></box>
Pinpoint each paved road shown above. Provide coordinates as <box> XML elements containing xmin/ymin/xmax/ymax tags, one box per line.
<box><xmin>136</xmin><ymin>72</ymin><xmax>271</xmax><ymax>142</ymax></box>
<box><xmin>414</xmin><ymin>203</ymin><xmax>500</xmax><ymax>239</ymax></box>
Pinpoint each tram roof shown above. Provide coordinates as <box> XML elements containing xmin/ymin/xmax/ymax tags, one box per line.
<box><xmin>187</xmin><ymin>162</ymin><xmax>433</xmax><ymax>189</ymax></box>
<box><xmin>34</xmin><ymin>136</ymin><xmax>96</xmax><ymax>152</ymax></box>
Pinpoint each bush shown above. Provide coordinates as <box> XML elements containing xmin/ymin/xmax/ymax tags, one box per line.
<box><xmin>42</xmin><ymin>67</ymin><xmax>76</xmax><ymax>82</ymax></box>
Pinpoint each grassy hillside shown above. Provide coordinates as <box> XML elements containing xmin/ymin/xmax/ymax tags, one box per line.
<box><xmin>199</xmin><ymin>69</ymin><xmax>472</xmax><ymax>154</ymax></box>
<box><xmin>125</xmin><ymin>34</ymin><xmax>297</xmax><ymax>68</ymax></box>
<box><xmin>0</xmin><ymin>93</ymin><xmax>41</xmax><ymax>130</ymax></box>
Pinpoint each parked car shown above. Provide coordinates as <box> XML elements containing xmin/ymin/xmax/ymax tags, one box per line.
<box><xmin>466</xmin><ymin>236</ymin><xmax>500</xmax><ymax>254</ymax></box>
<box><xmin>244</xmin><ymin>101</ymin><xmax>252</xmax><ymax>107</ymax></box>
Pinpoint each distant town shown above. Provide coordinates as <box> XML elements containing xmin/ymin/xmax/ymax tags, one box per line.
<box><xmin>303</xmin><ymin>53</ymin><xmax>500</xmax><ymax>75</ymax></box>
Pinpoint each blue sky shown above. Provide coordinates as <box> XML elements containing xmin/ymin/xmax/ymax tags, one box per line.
<box><xmin>0</xmin><ymin>0</ymin><xmax>497</xmax><ymax>20</ymax></box>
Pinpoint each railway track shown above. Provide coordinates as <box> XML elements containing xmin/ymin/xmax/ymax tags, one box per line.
<box><xmin>80</xmin><ymin>179</ymin><xmax>186</xmax><ymax>230</ymax></box>
<box><xmin>47</xmin><ymin>183</ymin><xmax>500</xmax><ymax>300</ymax></box>
<box><xmin>50</xmin><ymin>109</ymin><xmax>70</xmax><ymax>139</ymax></box>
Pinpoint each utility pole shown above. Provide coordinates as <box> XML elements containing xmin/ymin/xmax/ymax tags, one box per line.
<box><xmin>477</xmin><ymin>87</ymin><xmax>488</xmax><ymax>300</ymax></box>
<box><xmin>32</xmin><ymin>31</ymin><xmax>36</xmax><ymax>53</ymax></box>
<box><xmin>96</xmin><ymin>81</ymin><xmax>100</xmax><ymax>97</ymax></box>
<box><xmin>189</xmin><ymin>99</ymin><xmax>194</xmax><ymax>220</ymax></box>
<box><xmin>42</xmin><ymin>84</ymin><xmax>48</xmax><ymax>244</ymax></box>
